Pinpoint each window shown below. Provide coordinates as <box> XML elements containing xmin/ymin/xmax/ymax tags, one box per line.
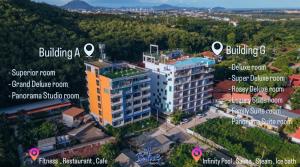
<box><xmin>134</xmin><ymin>107</ymin><xmax>141</xmax><ymax>112</ymax></box>
<box><xmin>97</xmin><ymin>96</ymin><xmax>101</xmax><ymax>101</ymax></box>
<box><xmin>112</xmin><ymin>112</ymin><xmax>122</xmax><ymax>118</ymax></box>
<box><xmin>86</xmin><ymin>65</ymin><xmax>91</xmax><ymax>71</ymax></box>
<box><xmin>134</xmin><ymin>100</ymin><xmax>141</xmax><ymax>105</ymax></box>
<box><xmin>97</xmin><ymin>88</ymin><xmax>100</xmax><ymax>94</ymax></box>
<box><xmin>104</xmin><ymin>88</ymin><xmax>109</xmax><ymax>94</ymax></box>
<box><xmin>96</xmin><ymin>80</ymin><xmax>100</xmax><ymax>86</ymax></box>
<box><xmin>169</xmin><ymin>86</ymin><xmax>172</xmax><ymax>91</ymax></box>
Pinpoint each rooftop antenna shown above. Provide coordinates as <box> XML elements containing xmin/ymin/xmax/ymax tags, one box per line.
<box><xmin>98</xmin><ymin>43</ymin><xmax>106</xmax><ymax>62</ymax></box>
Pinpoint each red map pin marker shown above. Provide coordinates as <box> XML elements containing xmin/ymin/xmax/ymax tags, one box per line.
<box><xmin>192</xmin><ymin>146</ymin><xmax>203</xmax><ymax>162</ymax></box>
<box><xmin>29</xmin><ymin>148</ymin><xmax>40</xmax><ymax>161</ymax></box>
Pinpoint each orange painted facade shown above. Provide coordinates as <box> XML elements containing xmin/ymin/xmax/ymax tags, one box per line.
<box><xmin>86</xmin><ymin>70</ymin><xmax>100</xmax><ymax>119</ymax></box>
<box><xmin>85</xmin><ymin>61</ymin><xmax>151</xmax><ymax>127</ymax></box>
<box><xmin>86</xmin><ymin>69</ymin><xmax>112</xmax><ymax>125</ymax></box>
<box><xmin>99</xmin><ymin>75</ymin><xmax>112</xmax><ymax>124</ymax></box>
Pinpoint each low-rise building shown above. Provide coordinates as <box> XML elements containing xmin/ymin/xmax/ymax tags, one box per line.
<box><xmin>0</xmin><ymin>99</ymin><xmax>71</xmax><ymax>120</ymax></box>
<box><xmin>62</xmin><ymin>107</ymin><xmax>85</xmax><ymax>127</ymax></box>
<box><xmin>141</xmin><ymin>134</ymin><xmax>174</xmax><ymax>154</ymax></box>
<box><xmin>289</xmin><ymin>74</ymin><xmax>300</xmax><ymax>87</ymax></box>
<box><xmin>274</xmin><ymin>87</ymin><xmax>294</xmax><ymax>108</ymax></box>
<box><xmin>115</xmin><ymin>149</ymin><xmax>141</xmax><ymax>167</ymax></box>
<box><xmin>213</xmin><ymin>80</ymin><xmax>251</xmax><ymax>104</ymax></box>
<box><xmin>38</xmin><ymin>137</ymin><xmax>56</xmax><ymax>152</ymax></box>
<box><xmin>227</xmin><ymin>105</ymin><xmax>289</xmax><ymax>131</ymax></box>
<box><xmin>289</xmin><ymin>128</ymin><xmax>300</xmax><ymax>144</ymax></box>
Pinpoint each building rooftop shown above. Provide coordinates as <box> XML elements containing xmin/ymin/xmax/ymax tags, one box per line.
<box><xmin>173</xmin><ymin>57</ymin><xmax>215</xmax><ymax>68</ymax></box>
<box><xmin>38</xmin><ymin>137</ymin><xmax>56</xmax><ymax>147</ymax></box>
<box><xmin>0</xmin><ymin>99</ymin><xmax>71</xmax><ymax>115</ymax></box>
<box><xmin>101</xmin><ymin>67</ymin><xmax>144</xmax><ymax>79</ymax></box>
<box><xmin>85</xmin><ymin>60</ymin><xmax>110</xmax><ymax>69</ymax></box>
<box><xmin>63</xmin><ymin>107</ymin><xmax>84</xmax><ymax>117</ymax></box>
<box><xmin>274</xmin><ymin>87</ymin><xmax>294</xmax><ymax>107</ymax></box>
<box><xmin>86</xmin><ymin>61</ymin><xmax>147</xmax><ymax>79</ymax></box>
<box><xmin>289</xmin><ymin>128</ymin><xmax>300</xmax><ymax>140</ymax></box>
<box><xmin>229</xmin><ymin>105</ymin><xmax>288</xmax><ymax>128</ymax></box>
<box><xmin>214</xmin><ymin>80</ymin><xmax>236</xmax><ymax>92</ymax></box>
<box><xmin>272</xmin><ymin>109</ymin><xmax>300</xmax><ymax>119</ymax></box>
<box><xmin>200</xmin><ymin>51</ymin><xmax>218</xmax><ymax>59</ymax></box>
<box><xmin>143</xmin><ymin>48</ymin><xmax>215</xmax><ymax>67</ymax></box>
<box><xmin>115</xmin><ymin>149</ymin><xmax>140</xmax><ymax>167</ymax></box>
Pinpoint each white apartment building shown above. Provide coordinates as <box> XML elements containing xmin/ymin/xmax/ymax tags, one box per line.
<box><xmin>143</xmin><ymin>45</ymin><xmax>215</xmax><ymax>115</ymax></box>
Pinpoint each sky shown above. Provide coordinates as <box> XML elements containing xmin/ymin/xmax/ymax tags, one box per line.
<box><xmin>33</xmin><ymin>0</ymin><xmax>300</xmax><ymax>8</ymax></box>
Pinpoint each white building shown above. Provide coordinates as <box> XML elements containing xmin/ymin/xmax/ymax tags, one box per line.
<box><xmin>143</xmin><ymin>45</ymin><xmax>215</xmax><ymax>115</ymax></box>
<box><xmin>62</xmin><ymin>107</ymin><xmax>85</xmax><ymax>127</ymax></box>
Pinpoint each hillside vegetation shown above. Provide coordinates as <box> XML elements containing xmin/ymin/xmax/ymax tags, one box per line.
<box><xmin>1</xmin><ymin>0</ymin><xmax>300</xmax><ymax>108</ymax></box>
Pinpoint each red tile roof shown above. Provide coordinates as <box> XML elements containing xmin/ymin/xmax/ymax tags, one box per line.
<box><xmin>215</xmin><ymin>80</ymin><xmax>236</xmax><ymax>92</ymax></box>
<box><xmin>291</xmin><ymin>109</ymin><xmax>300</xmax><ymax>115</ymax></box>
<box><xmin>289</xmin><ymin>74</ymin><xmax>300</xmax><ymax>80</ymax></box>
<box><xmin>254</xmin><ymin>91</ymin><xmax>271</xmax><ymax>100</ymax></box>
<box><xmin>214</xmin><ymin>92</ymin><xmax>251</xmax><ymax>103</ymax></box>
<box><xmin>289</xmin><ymin>128</ymin><xmax>300</xmax><ymax>140</ymax></box>
<box><xmin>200</xmin><ymin>51</ymin><xmax>217</xmax><ymax>59</ymax></box>
<box><xmin>292</xmin><ymin>63</ymin><xmax>300</xmax><ymax>68</ymax></box>
<box><xmin>8</xmin><ymin>102</ymin><xmax>72</xmax><ymax>119</ymax></box>
<box><xmin>63</xmin><ymin>107</ymin><xmax>84</xmax><ymax>117</ymax></box>
<box><xmin>289</xmin><ymin>74</ymin><xmax>300</xmax><ymax>87</ymax></box>
<box><xmin>274</xmin><ymin>87</ymin><xmax>294</xmax><ymax>106</ymax></box>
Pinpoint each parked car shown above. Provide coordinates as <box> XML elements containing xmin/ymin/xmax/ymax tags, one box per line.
<box><xmin>180</xmin><ymin>118</ymin><xmax>189</xmax><ymax>124</ymax></box>
<box><xmin>196</xmin><ymin>113</ymin><xmax>204</xmax><ymax>118</ymax></box>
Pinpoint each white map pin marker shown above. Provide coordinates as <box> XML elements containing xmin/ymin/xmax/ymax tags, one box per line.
<box><xmin>84</xmin><ymin>43</ymin><xmax>94</xmax><ymax>57</ymax></box>
<box><xmin>212</xmin><ymin>41</ymin><xmax>223</xmax><ymax>55</ymax></box>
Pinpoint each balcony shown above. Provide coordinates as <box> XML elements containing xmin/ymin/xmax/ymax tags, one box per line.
<box><xmin>142</xmin><ymin>93</ymin><xmax>151</xmax><ymax>98</ymax></box>
<box><xmin>133</xmin><ymin>77</ymin><xmax>151</xmax><ymax>85</ymax></box>
<box><xmin>112</xmin><ymin>99</ymin><xmax>122</xmax><ymax>106</ymax></box>
<box><xmin>141</xmin><ymin>85</ymin><xmax>151</xmax><ymax>91</ymax></box>
<box><xmin>174</xmin><ymin>78</ymin><xmax>191</xmax><ymax>86</ymax></box>
<box><xmin>112</xmin><ymin>106</ymin><xmax>123</xmax><ymax>114</ymax></box>
<box><xmin>112</xmin><ymin>112</ymin><xmax>123</xmax><ymax>120</ymax></box>
<box><xmin>111</xmin><ymin>91</ymin><xmax>122</xmax><ymax>98</ymax></box>
<box><xmin>133</xmin><ymin>95</ymin><xmax>142</xmax><ymax>101</ymax></box>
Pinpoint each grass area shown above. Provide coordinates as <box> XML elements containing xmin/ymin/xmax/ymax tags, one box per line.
<box><xmin>194</xmin><ymin>118</ymin><xmax>300</xmax><ymax>166</ymax></box>
<box><xmin>103</xmin><ymin>68</ymin><xmax>143</xmax><ymax>79</ymax></box>
<box><xmin>168</xmin><ymin>143</ymin><xmax>229</xmax><ymax>167</ymax></box>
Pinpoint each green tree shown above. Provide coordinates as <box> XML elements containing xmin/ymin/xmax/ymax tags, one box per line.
<box><xmin>31</xmin><ymin>121</ymin><xmax>57</xmax><ymax>139</ymax></box>
<box><xmin>227</xmin><ymin>32</ymin><xmax>236</xmax><ymax>45</ymax></box>
<box><xmin>171</xmin><ymin>109</ymin><xmax>184</xmax><ymax>125</ymax></box>
<box><xmin>97</xmin><ymin>143</ymin><xmax>120</xmax><ymax>163</ymax></box>
<box><xmin>291</xmin><ymin>88</ymin><xmax>300</xmax><ymax>110</ymax></box>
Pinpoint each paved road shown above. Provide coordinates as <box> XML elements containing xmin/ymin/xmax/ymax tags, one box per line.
<box><xmin>150</xmin><ymin>110</ymin><xmax>247</xmax><ymax>167</ymax></box>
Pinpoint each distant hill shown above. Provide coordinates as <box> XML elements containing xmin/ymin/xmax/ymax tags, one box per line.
<box><xmin>211</xmin><ymin>7</ymin><xmax>226</xmax><ymax>11</ymax></box>
<box><xmin>62</xmin><ymin>0</ymin><xmax>95</xmax><ymax>10</ymax></box>
<box><xmin>153</xmin><ymin>4</ymin><xmax>179</xmax><ymax>10</ymax></box>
